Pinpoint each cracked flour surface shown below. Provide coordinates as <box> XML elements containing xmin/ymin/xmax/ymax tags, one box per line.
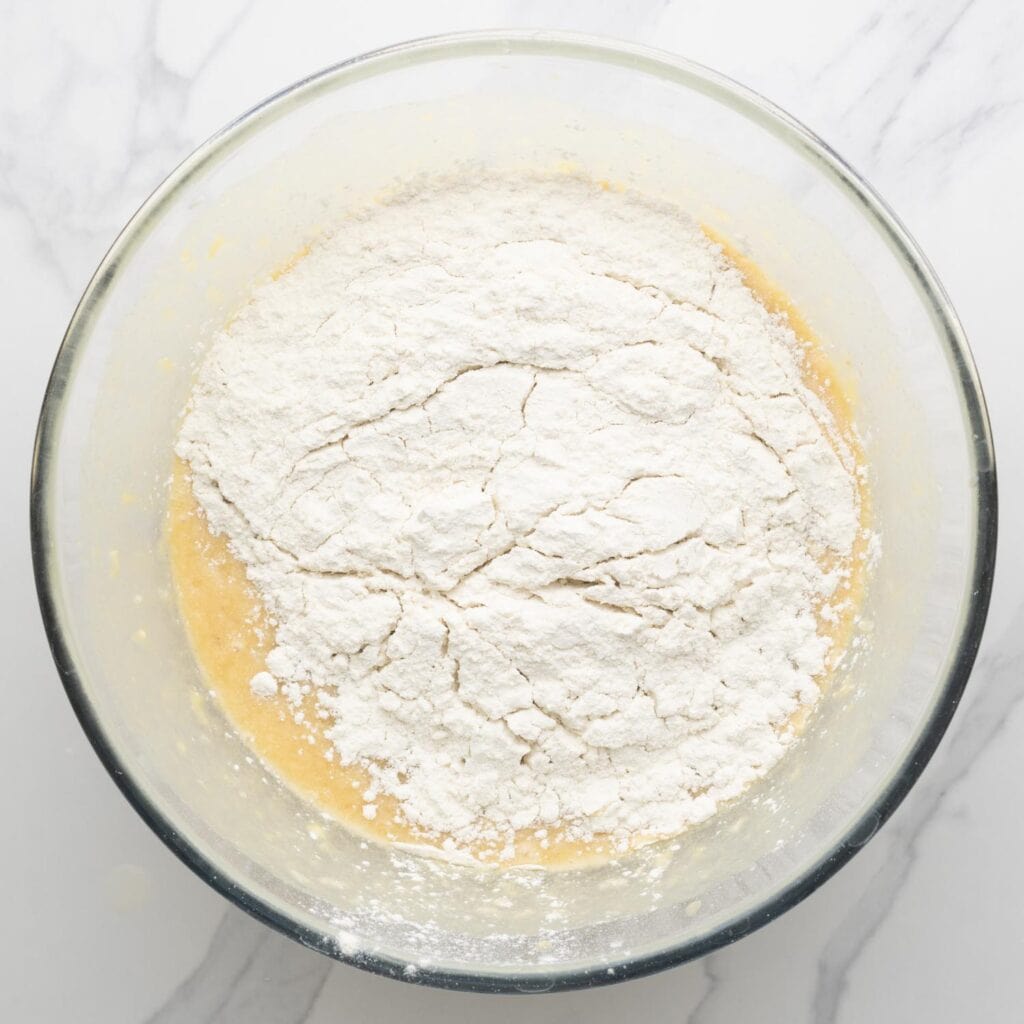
<box><xmin>176</xmin><ymin>174</ymin><xmax>861</xmax><ymax>858</ymax></box>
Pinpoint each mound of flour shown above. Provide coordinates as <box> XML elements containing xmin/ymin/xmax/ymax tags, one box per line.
<box><xmin>177</xmin><ymin>174</ymin><xmax>860</xmax><ymax>857</ymax></box>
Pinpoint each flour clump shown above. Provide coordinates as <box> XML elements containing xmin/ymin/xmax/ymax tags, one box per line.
<box><xmin>177</xmin><ymin>174</ymin><xmax>861</xmax><ymax>857</ymax></box>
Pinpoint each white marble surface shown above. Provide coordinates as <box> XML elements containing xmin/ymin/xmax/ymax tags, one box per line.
<box><xmin>2</xmin><ymin>1</ymin><xmax>1020</xmax><ymax>1019</ymax></box>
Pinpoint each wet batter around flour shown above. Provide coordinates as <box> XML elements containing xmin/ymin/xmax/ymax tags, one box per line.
<box><xmin>168</xmin><ymin>173</ymin><xmax>873</xmax><ymax>867</ymax></box>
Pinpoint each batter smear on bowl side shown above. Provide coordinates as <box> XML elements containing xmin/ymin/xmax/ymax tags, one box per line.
<box><xmin>169</xmin><ymin>173</ymin><xmax>871</xmax><ymax>866</ymax></box>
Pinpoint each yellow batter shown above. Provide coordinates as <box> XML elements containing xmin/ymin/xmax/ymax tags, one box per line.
<box><xmin>167</xmin><ymin>233</ymin><xmax>871</xmax><ymax>868</ymax></box>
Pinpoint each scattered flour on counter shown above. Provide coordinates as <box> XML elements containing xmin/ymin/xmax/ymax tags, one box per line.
<box><xmin>177</xmin><ymin>173</ymin><xmax>862</xmax><ymax>857</ymax></box>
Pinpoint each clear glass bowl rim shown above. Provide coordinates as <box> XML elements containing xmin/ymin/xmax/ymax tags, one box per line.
<box><xmin>30</xmin><ymin>29</ymin><xmax>998</xmax><ymax>993</ymax></box>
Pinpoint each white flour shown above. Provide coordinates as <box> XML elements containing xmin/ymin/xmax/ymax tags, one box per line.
<box><xmin>177</xmin><ymin>174</ymin><xmax>861</xmax><ymax>858</ymax></box>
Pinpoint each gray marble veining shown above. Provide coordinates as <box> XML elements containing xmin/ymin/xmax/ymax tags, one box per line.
<box><xmin>146</xmin><ymin>913</ymin><xmax>331</xmax><ymax>1024</ymax></box>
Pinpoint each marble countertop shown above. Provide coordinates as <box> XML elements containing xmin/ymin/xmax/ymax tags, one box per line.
<box><xmin>3</xmin><ymin>1</ymin><xmax>1020</xmax><ymax>1020</ymax></box>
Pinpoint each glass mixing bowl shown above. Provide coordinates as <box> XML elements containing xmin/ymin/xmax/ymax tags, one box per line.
<box><xmin>31</xmin><ymin>31</ymin><xmax>996</xmax><ymax>992</ymax></box>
